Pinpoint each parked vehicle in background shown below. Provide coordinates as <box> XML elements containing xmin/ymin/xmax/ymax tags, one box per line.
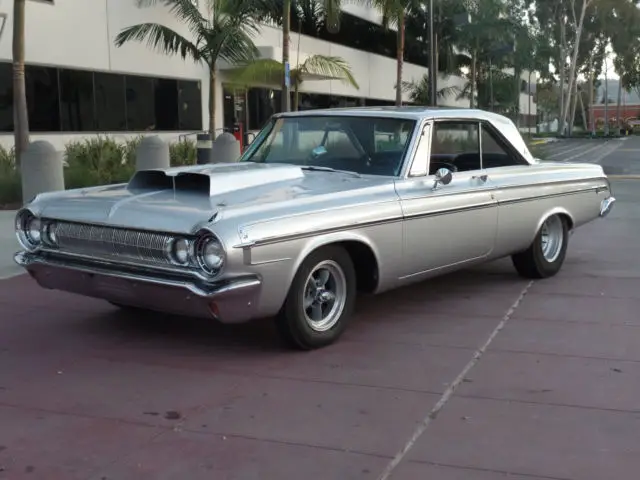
<box><xmin>14</xmin><ymin>107</ymin><xmax>615</xmax><ymax>350</ymax></box>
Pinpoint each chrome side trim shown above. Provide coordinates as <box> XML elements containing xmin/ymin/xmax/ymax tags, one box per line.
<box><xmin>234</xmin><ymin>186</ymin><xmax>601</xmax><ymax>248</ymax></box>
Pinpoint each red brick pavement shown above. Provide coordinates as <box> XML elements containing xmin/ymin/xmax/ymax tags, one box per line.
<box><xmin>1</xmin><ymin>184</ymin><xmax>639</xmax><ymax>479</ymax></box>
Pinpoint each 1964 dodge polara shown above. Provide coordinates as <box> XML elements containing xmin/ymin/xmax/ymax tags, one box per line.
<box><xmin>14</xmin><ymin>107</ymin><xmax>615</xmax><ymax>350</ymax></box>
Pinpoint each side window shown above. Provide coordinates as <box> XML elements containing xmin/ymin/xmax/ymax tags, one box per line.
<box><xmin>480</xmin><ymin>125</ymin><xmax>524</xmax><ymax>168</ymax></box>
<box><xmin>431</xmin><ymin>121</ymin><xmax>480</xmax><ymax>173</ymax></box>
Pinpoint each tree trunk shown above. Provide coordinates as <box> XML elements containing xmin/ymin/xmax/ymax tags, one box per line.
<box><xmin>470</xmin><ymin>47</ymin><xmax>476</xmax><ymax>108</ymax></box>
<box><xmin>561</xmin><ymin>0</ymin><xmax>589</xmax><ymax>136</ymax></box>
<box><xmin>569</xmin><ymin>81</ymin><xmax>578</xmax><ymax>135</ymax></box>
<box><xmin>558</xmin><ymin>14</ymin><xmax>565</xmax><ymax>135</ymax></box>
<box><xmin>293</xmin><ymin>82</ymin><xmax>300</xmax><ymax>111</ymax></box>
<box><xmin>281</xmin><ymin>0</ymin><xmax>291</xmax><ymax>112</ymax></box>
<box><xmin>12</xmin><ymin>0</ymin><xmax>29</xmax><ymax>168</ymax></box>
<box><xmin>615</xmin><ymin>79</ymin><xmax>622</xmax><ymax>131</ymax></box>
<box><xmin>209</xmin><ymin>68</ymin><xmax>216</xmax><ymax>138</ymax></box>
<box><xmin>578</xmin><ymin>87</ymin><xmax>588</xmax><ymax>131</ymax></box>
<box><xmin>588</xmin><ymin>56</ymin><xmax>594</xmax><ymax>134</ymax></box>
<box><xmin>395</xmin><ymin>11</ymin><xmax>405</xmax><ymax>106</ymax></box>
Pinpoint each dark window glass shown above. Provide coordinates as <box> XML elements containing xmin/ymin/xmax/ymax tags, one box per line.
<box><xmin>0</xmin><ymin>63</ymin><xmax>13</xmax><ymax>132</ymax></box>
<box><xmin>59</xmin><ymin>69</ymin><xmax>95</xmax><ymax>131</ymax></box>
<box><xmin>290</xmin><ymin>12</ymin><xmax>427</xmax><ymax>67</ymax></box>
<box><xmin>25</xmin><ymin>65</ymin><xmax>60</xmax><ymax>132</ymax></box>
<box><xmin>154</xmin><ymin>78</ymin><xmax>178</xmax><ymax>130</ymax></box>
<box><xmin>125</xmin><ymin>75</ymin><xmax>155</xmax><ymax>131</ymax></box>
<box><xmin>431</xmin><ymin>121</ymin><xmax>480</xmax><ymax>172</ymax></box>
<box><xmin>480</xmin><ymin>124</ymin><xmax>528</xmax><ymax>168</ymax></box>
<box><xmin>247</xmin><ymin>87</ymin><xmax>280</xmax><ymax>130</ymax></box>
<box><xmin>94</xmin><ymin>72</ymin><xmax>126</xmax><ymax>131</ymax></box>
<box><xmin>178</xmin><ymin>80</ymin><xmax>203</xmax><ymax>130</ymax></box>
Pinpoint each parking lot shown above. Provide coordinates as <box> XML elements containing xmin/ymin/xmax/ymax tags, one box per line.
<box><xmin>1</xmin><ymin>138</ymin><xmax>640</xmax><ymax>479</ymax></box>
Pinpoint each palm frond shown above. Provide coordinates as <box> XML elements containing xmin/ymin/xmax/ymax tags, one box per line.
<box><xmin>133</xmin><ymin>0</ymin><xmax>205</xmax><ymax>34</ymax></box>
<box><xmin>216</xmin><ymin>26</ymin><xmax>261</xmax><ymax>64</ymax></box>
<box><xmin>228</xmin><ymin>59</ymin><xmax>283</xmax><ymax>86</ymax></box>
<box><xmin>299</xmin><ymin>55</ymin><xmax>359</xmax><ymax>88</ymax></box>
<box><xmin>114</xmin><ymin>23</ymin><xmax>203</xmax><ymax>62</ymax></box>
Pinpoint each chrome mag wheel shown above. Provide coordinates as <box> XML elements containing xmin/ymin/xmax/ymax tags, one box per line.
<box><xmin>540</xmin><ymin>215</ymin><xmax>564</xmax><ymax>263</ymax></box>
<box><xmin>302</xmin><ymin>259</ymin><xmax>347</xmax><ymax>332</ymax></box>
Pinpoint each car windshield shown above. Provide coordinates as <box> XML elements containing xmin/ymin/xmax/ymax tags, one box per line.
<box><xmin>240</xmin><ymin>115</ymin><xmax>417</xmax><ymax>176</ymax></box>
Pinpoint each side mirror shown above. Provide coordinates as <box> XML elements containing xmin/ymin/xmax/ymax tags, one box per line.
<box><xmin>433</xmin><ymin>167</ymin><xmax>453</xmax><ymax>189</ymax></box>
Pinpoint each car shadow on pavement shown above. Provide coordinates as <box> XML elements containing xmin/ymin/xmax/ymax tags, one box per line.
<box><xmin>75</xmin><ymin>258</ymin><xmax>524</xmax><ymax>354</ymax></box>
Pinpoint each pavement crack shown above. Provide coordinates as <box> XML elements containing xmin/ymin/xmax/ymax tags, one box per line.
<box><xmin>376</xmin><ymin>280</ymin><xmax>535</xmax><ymax>480</ymax></box>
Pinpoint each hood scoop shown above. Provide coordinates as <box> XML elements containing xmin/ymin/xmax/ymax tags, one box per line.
<box><xmin>127</xmin><ymin>163</ymin><xmax>304</xmax><ymax>196</ymax></box>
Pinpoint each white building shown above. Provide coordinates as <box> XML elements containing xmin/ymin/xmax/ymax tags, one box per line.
<box><xmin>0</xmin><ymin>0</ymin><xmax>535</xmax><ymax>150</ymax></box>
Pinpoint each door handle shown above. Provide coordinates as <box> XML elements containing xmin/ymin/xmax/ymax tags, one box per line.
<box><xmin>472</xmin><ymin>174</ymin><xmax>488</xmax><ymax>182</ymax></box>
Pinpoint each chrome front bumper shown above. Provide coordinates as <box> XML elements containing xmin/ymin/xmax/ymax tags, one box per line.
<box><xmin>14</xmin><ymin>251</ymin><xmax>262</xmax><ymax>324</ymax></box>
<box><xmin>600</xmin><ymin>196</ymin><xmax>616</xmax><ymax>217</ymax></box>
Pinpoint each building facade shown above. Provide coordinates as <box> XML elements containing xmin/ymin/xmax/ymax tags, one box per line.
<box><xmin>589</xmin><ymin>80</ymin><xmax>640</xmax><ymax>129</ymax></box>
<box><xmin>0</xmin><ymin>0</ymin><xmax>535</xmax><ymax>150</ymax></box>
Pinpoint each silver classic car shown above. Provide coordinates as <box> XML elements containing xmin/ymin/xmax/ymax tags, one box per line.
<box><xmin>14</xmin><ymin>107</ymin><xmax>615</xmax><ymax>350</ymax></box>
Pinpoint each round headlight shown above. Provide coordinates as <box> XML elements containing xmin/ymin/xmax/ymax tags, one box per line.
<box><xmin>15</xmin><ymin>210</ymin><xmax>42</xmax><ymax>251</ymax></box>
<box><xmin>196</xmin><ymin>234</ymin><xmax>225</xmax><ymax>275</ymax></box>
<box><xmin>43</xmin><ymin>222</ymin><xmax>58</xmax><ymax>246</ymax></box>
<box><xmin>172</xmin><ymin>238</ymin><xmax>190</xmax><ymax>265</ymax></box>
<box><xmin>27</xmin><ymin>217</ymin><xmax>41</xmax><ymax>244</ymax></box>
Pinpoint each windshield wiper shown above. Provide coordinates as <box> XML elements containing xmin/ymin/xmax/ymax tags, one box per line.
<box><xmin>300</xmin><ymin>165</ymin><xmax>361</xmax><ymax>178</ymax></box>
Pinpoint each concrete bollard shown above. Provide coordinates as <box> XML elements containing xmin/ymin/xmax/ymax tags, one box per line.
<box><xmin>196</xmin><ymin>133</ymin><xmax>213</xmax><ymax>165</ymax></box>
<box><xmin>211</xmin><ymin>132</ymin><xmax>241</xmax><ymax>164</ymax></box>
<box><xmin>21</xmin><ymin>140</ymin><xmax>65</xmax><ymax>204</ymax></box>
<box><xmin>135</xmin><ymin>136</ymin><xmax>170</xmax><ymax>171</ymax></box>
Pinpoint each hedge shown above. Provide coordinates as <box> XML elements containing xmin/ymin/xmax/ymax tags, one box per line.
<box><xmin>0</xmin><ymin>136</ymin><xmax>197</xmax><ymax>208</ymax></box>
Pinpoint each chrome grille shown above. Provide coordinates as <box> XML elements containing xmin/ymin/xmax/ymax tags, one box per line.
<box><xmin>51</xmin><ymin>221</ymin><xmax>173</xmax><ymax>265</ymax></box>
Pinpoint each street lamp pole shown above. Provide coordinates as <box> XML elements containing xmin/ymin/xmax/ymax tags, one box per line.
<box><xmin>429</xmin><ymin>0</ymin><xmax>437</xmax><ymax>106</ymax></box>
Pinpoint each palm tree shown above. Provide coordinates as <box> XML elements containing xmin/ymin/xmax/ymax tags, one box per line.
<box><xmin>229</xmin><ymin>55</ymin><xmax>359</xmax><ymax>110</ymax></box>
<box><xmin>12</xmin><ymin>0</ymin><xmax>29</xmax><ymax>168</ymax></box>
<box><xmin>401</xmin><ymin>74</ymin><xmax>462</xmax><ymax>104</ymax></box>
<box><xmin>368</xmin><ymin>0</ymin><xmax>419</xmax><ymax>106</ymax></box>
<box><xmin>260</xmin><ymin>0</ymin><xmax>356</xmax><ymax>112</ymax></box>
<box><xmin>114</xmin><ymin>0</ymin><xmax>268</xmax><ymax>138</ymax></box>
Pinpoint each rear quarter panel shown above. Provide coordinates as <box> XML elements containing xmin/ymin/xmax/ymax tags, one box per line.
<box><xmin>489</xmin><ymin>163</ymin><xmax>610</xmax><ymax>257</ymax></box>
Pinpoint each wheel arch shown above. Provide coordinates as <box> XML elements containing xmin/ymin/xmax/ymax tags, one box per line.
<box><xmin>535</xmin><ymin>208</ymin><xmax>574</xmax><ymax>237</ymax></box>
<box><xmin>291</xmin><ymin>232</ymin><xmax>381</xmax><ymax>295</ymax></box>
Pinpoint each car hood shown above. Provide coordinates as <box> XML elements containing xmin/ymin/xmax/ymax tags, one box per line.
<box><xmin>30</xmin><ymin>162</ymin><xmax>394</xmax><ymax>233</ymax></box>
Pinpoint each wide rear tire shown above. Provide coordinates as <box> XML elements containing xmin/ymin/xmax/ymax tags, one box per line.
<box><xmin>511</xmin><ymin>214</ymin><xmax>569</xmax><ymax>279</ymax></box>
<box><xmin>275</xmin><ymin>245</ymin><xmax>357</xmax><ymax>350</ymax></box>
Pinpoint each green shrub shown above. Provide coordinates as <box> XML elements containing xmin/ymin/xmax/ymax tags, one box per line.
<box><xmin>0</xmin><ymin>145</ymin><xmax>20</xmax><ymax>206</ymax></box>
<box><xmin>1</xmin><ymin>135</ymin><xmax>198</xmax><ymax>208</ymax></box>
<box><xmin>170</xmin><ymin>138</ymin><xmax>197</xmax><ymax>166</ymax></box>
<box><xmin>64</xmin><ymin>136</ymin><xmax>135</xmax><ymax>189</ymax></box>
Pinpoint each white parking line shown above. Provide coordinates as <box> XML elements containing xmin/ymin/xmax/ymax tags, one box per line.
<box><xmin>560</xmin><ymin>142</ymin><xmax>613</xmax><ymax>163</ymax></box>
<box><xmin>547</xmin><ymin>143</ymin><xmax>596</xmax><ymax>158</ymax></box>
<box><xmin>376</xmin><ymin>280</ymin><xmax>535</xmax><ymax>480</ymax></box>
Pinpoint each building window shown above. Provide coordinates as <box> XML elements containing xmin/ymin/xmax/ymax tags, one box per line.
<box><xmin>95</xmin><ymin>72</ymin><xmax>127</xmax><ymax>131</ymax></box>
<box><xmin>0</xmin><ymin>62</ymin><xmax>202</xmax><ymax>133</ymax></box>
<box><xmin>154</xmin><ymin>78</ymin><xmax>179</xmax><ymax>131</ymax></box>
<box><xmin>25</xmin><ymin>65</ymin><xmax>60</xmax><ymax>132</ymax></box>
<box><xmin>125</xmin><ymin>75</ymin><xmax>155</xmax><ymax>131</ymax></box>
<box><xmin>59</xmin><ymin>69</ymin><xmax>95</xmax><ymax>131</ymax></box>
<box><xmin>178</xmin><ymin>80</ymin><xmax>203</xmax><ymax>131</ymax></box>
<box><xmin>0</xmin><ymin>63</ymin><xmax>13</xmax><ymax>132</ymax></box>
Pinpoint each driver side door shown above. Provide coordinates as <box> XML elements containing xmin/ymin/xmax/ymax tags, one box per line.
<box><xmin>394</xmin><ymin>119</ymin><xmax>499</xmax><ymax>279</ymax></box>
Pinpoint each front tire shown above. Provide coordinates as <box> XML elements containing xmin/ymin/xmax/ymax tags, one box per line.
<box><xmin>511</xmin><ymin>214</ymin><xmax>569</xmax><ymax>279</ymax></box>
<box><xmin>275</xmin><ymin>245</ymin><xmax>357</xmax><ymax>350</ymax></box>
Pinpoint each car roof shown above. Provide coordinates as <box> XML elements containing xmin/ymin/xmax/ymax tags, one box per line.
<box><xmin>274</xmin><ymin>106</ymin><xmax>536</xmax><ymax>164</ymax></box>
<box><xmin>275</xmin><ymin>106</ymin><xmax>512</xmax><ymax>123</ymax></box>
